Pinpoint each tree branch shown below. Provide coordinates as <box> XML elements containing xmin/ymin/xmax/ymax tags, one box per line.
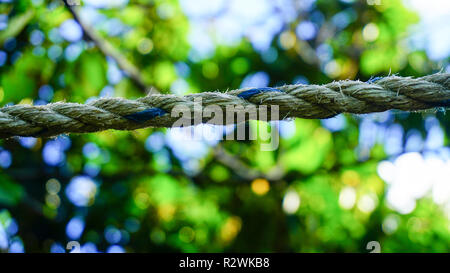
<box><xmin>213</xmin><ymin>144</ymin><xmax>284</xmax><ymax>181</ymax></box>
<box><xmin>61</xmin><ymin>0</ymin><xmax>159</xmax><ymax>94</ymax></box>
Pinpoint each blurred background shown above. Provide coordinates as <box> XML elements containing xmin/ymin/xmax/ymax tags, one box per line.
<box><xmin>0</xmin><ymin>0</ymin><xmax>449</xmax><ymax>253</ymax></box>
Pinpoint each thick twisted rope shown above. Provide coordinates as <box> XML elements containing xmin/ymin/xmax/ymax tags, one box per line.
<box><xmin>0</xmin><ymin>73</ymin><xmax>449</xmax><ymax>139</ymax></box>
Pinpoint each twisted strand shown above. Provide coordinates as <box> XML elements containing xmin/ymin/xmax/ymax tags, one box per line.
<box><xmin>0</xmin><ymin>73</ymin><xmax>449</xmax><ymax>139</ymax></box>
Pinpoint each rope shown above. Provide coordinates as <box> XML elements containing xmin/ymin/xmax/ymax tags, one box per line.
<box><xmin>0</xmin><ymin>73</ymin><xmax>448</xmax><ymax>139</ymax></box>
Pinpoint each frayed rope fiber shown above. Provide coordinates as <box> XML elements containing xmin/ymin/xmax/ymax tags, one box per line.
<box><xmin>0</xmin><ymin>73</ymin><xmax>449</xmax><ymax>139</ymax></box>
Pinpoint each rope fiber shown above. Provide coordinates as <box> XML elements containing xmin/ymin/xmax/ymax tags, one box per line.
<box><xmin>0</xmin><ymin>73</ymin><xmax>449</xmax><ymax>139</ymax></box>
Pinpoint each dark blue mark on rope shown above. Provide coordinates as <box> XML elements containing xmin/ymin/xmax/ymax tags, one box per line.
<box><xmin>237</xmin><ymin>87</ymin><xmax>283</xmax><ymax>100</ymax></box>
<box><xmin>367</xmin><ymin>76</ymin><xmax>383</xmax><ymax>83</ymax></box>
<box><xmin>124</xmin><ymin>108</ymin><xmax>167</xmax><ymax>123</ymax></box>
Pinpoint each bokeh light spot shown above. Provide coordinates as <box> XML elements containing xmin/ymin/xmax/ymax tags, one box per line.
<box><xmin>251</xmin><ymin>178</ymin><xmax>270</xmax><ymax>196</ymax></box>
<box><xmin>282</xmin><ymin>190</ymin><xmax>301</xmax><ymax>214</ymax></box>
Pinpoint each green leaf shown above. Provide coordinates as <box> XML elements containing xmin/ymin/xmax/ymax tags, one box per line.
<box><xmin>0</xmin><ymin>50</ymin><xmax>52</xmax><ymax>104</ymax></box>
<box><xmin>0</xmin><ymin>209</ymin><xmax>12</xmax><ymax>227</ymax></box>
<box><xmin>80</xmin><ymin>52</ymin><xmax>107</xmax><ymax>97</ymax></box>
<box><xmin>0</xmin><ymin>10</ymin><xmax>35</xmax><ymax>44</ymax></box>
<box><xmin>147</xmin><ymin>174</ymin><xmax>182</xmax><ymax>204</ymax></box>
<box><xmin>281</xmin><ymin>126</ymin><xmax>332</xmax><ymax>174</ymax></box>
<box><xmin>0</xmin><ymin>175</ymin><xmax>25</xmax><ymax>206</ymax></box>
<box><xmin>1</xmin><ymin>70</ymin><xmax>35</xmax><ymax>103</ymax></box>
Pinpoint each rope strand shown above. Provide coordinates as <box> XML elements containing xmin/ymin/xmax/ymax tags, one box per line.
<box><xmin>0</xmin><ymin>73</ymin><xmax>448</xmax><ymax>139</ymax></box>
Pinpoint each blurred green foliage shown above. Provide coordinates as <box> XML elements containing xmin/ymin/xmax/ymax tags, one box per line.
<box><xmin>0</xmin><ymin>0</ymin><xmax>448</xmax><ymax>253</ymax></box>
